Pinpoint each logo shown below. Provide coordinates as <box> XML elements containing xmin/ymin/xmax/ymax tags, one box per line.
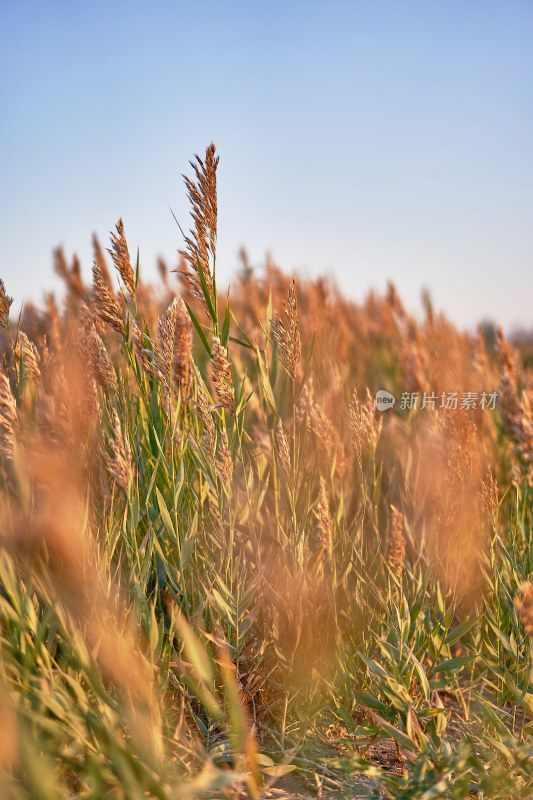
<box><xmin>375</xmin><ymin>389</ymin><xmax>396</xmax><ymax>412</ymax></box>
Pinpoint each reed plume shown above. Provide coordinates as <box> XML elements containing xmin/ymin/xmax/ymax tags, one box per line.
<box><xmin>106</xmin><ymin>409</ymin><xmax>133</xmax><ymax>494</ymax></box>
<box><xmin>157</xmin><ymin>257</ymin><xmax>169</xmax><ymax>288</ymax></box>
<box><xmin>270</xmin><ymin>278</ymin><xmax>301</xmax><ymax>379</ymax></box>
<box><xmin>53</xmin><ymin>247</ymin><xmax>85</xmax><ymax>301</ymax></box>
<box><xmin>43</xmin><ymin>293</ymin><xmax>62</xmax><ymax>354</ymax></box>
<box><xmin>275</xmin><ymin>419</ymin><xmax>291</xmax><ymax>485</ymax></box>
<box><xmin>388</xmin><ymin>505</ymin><xmax>406</xmax><ymax>578</ymax></box>
<box><xmin>0</xmin><ymin>280</ymin><xmax>13</xmax><ymax>328</ymax></box>
<box><xmin>173</xmin><ymin>296</ymin><xmax>192</xmax><ymax>398</ymax></box>
<box><xmin>15</xmin><ymin>331</ymin><xmax>41</xmax><ymax>382</ymax></box>
<box><xmin>298</xmin><ymin>376</ymin><xmax>345</xmax><ymax>476</ymax></box>
<box><xmin>92</xmin><ymin>233</ymin><xmax>113</xmax><ymax>288</ymax></box>
<box><xmin>0</xmin><ymin>371</ymin><xmax>17</xmax><ymax>459</ymax></box>
<box><xmin>348</xmin><ymin>388</ymin><xmax>382</xmax><ymax>456</ymax></box>
<box><xmin>315</xmin><ymin>476</ymin><xmax>333</xmax><ymax>551</ymax></box>
<box><xmin>92</xmin><ymin>263</ymin><xmax>125</xmax><ymax>336</ymax></box>
<box><xmin>108</xmin><ymin>218</ymin><xmax>136</xmax><ymax>299</ymax></box>
<box><xmin>481</xmin><ymin>467</ymin><xmax>498</xmax><ymax>516</ymax></box>
<box><xmin>216</xmin><ymin>427</ymin><xmax>233</xmax><ymax>490</ymax></box>
<box><xmin>86</xmin><ymin>325</ymin><xmax>117</xmax><ymax>392</ymax></box>
<box><xmin>154</xmin><ymin>298</ymin><xmax>179</xmax><ymax>388</ymax></box>
<box><xmin>496</xmin><ymin>326</ymin><xmax>533</xmax><ymax>468</ymax></box>
<box><xmin>178</xmin><ymin>142</ymin><xmax>218</xmax><ymax>313</ymax></box>
<box><xmin>131</xmin><ymin>320</ymin><xmax>154</xmax><ymax>377</ymax></box>
<box><xmin>194</xmin><ymin>377</ymin><xmax>215</xmax><ymax>455</ymax></box>
<box><xmin>210</xmin><ymin>336</ymin><xmax>235</xmax><ymax>416</ymax></box>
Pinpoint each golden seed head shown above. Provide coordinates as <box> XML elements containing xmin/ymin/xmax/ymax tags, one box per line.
<box><xmin>86</xmin><ymin>325</ymin><xmax>117</xmax><ymax>393</ymax></box>
<box><xmin>177</xmin><ymin>142</ymin><xmax>218</xmax><ymax>315</ymax></box>
<box><xmin>173</xmin><ymin>296</ymin><xmax>192</xmax><ymax>399</ymax></box>
<box><xmin>0</xmin><ymin>280</ymin><xmax>13</xmax><ymax>328</ymax></box>
<box><xmin>157</xmin><ymin>257</ymin><xmax>169</xmax><ymax>286</ymax></box>
<box><xmin>481</xmin><ymin>467</ymin><xmax>498</xmax><ymax>515</ymax></box>
<box><xmin>270</xmin><ymin>279</ymin><xmax>301</xmax><ymax>379</ymax></box>
<box><xmin>298</xmin><ymin>376</ymin><xmax>345</xmax><ymax>477</ymax></box>
<box><xmin>15</xmin><ymin>332</ymin><xmax>41</xmax><ymax>383</ymax></box>
<box><xmin>389</xmin><ymin>505</ymin><xmax>406</xmax><ymax>578</ymax></box>
<box><xmin>92</xmin><ymin>233</ymin><xmax>113</xmax><ymax>288</ymax></box>
<box><xmin>216</xmin><ymin>427</ymin><xmax>233</xmax><ymax>491</ymax></box>
<box><xmin>0</xmin><ymin>371</ymin><xmax>18</xmax><ymax>460</ymax></box>
<box><xmin>275</xmin><ymin>419</ymin><xmax>291</xmax><ymax>484</ymax></box>
<box><xmin>108</xmin><ymin>218</ymin><xmax>136</xmax><ymax>298</ymax></box>
<box><xmin>495</xmin><ymin>327</ymin><xmax>533</xmax><ymax>467</ymax></box>
<box><xmin>155</xmin><ymin>298</ymin><xmax>179</xmax><ymax>388</ymax></box>
<box><xmin>53</xmin><ymin>247</ymin><xmax>85</xmax><ymax>300</ymax></box>
<box><xmin>106</xmin><ymin>409</ymin><xmax>133</xmax><ymax>494</ymax></box>
<box><xmin>210</xmin><ymin>336</ymin><xmax>235</xmax><ymax>417</ymax></box>
<box><xmin>315</xmin><ymin>476</ymin><xmax>333</xmax><ymax>550</ymax></box>
<box><xmin>193</xmin><ymin>377</ymin><xmax>215</xmax><ymax>454</ymax></box>
<box><xmin>92</xmin><ymin>263</ymin><xmax>125</xmax><ymax>336</ymax></box>
<box><xmin>131</xmin><ymin>320</ymin><xmax>154</xmax><ymax>377</ymax></box>
<box><xmin>348</xmin><ymin>388</ymin><xmax>382</xmax><ymax>456</ymax></box>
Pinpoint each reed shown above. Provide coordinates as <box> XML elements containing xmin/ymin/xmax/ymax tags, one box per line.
<box><xmin>0</xmin><ymin>144</ymin><xmax>532</xmax><ymax>799</ymax></box>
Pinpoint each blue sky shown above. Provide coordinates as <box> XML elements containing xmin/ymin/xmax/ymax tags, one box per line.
<box><xmin>1</xmin><ymin>1</ymin><xmax>532</xmax><ymax>329</ymax></box>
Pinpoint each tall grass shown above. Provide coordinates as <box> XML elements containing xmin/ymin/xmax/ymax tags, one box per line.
<box><xmin>1</xmin><ymin>143</ymin><xmax>533</xmax><ymax>798</ymax></box>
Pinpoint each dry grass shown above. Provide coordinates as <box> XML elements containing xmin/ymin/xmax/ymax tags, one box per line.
<box><xmin>0</xmin><ymin>143</ymin><xmax>533</xmax><ymax>798</ymax></box>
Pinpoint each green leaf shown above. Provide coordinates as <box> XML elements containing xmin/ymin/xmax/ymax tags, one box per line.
<box><xmin>196</xmin><ymin>256</ymin><xmax>217</xmax><ymax>324</ymax></box>
<box><xmin>433</xmin><ymin>655</ymin><xmax>475</xmax><ymax>673</ymax></box>
<box><xmin>256</xmin><ymin>347</ymin><xmax>277</xmax><ymax>413</ymax></box>
<box><xmin>352</xmin><ymin>691</ymin><xmax>388</xmax><ymax>712</ymax></box>
<box><xmin>221</xmin><ymin>295</ymin><xmax>231</xmax><ymax>347</ymax></box>
<box><xmin>360</xmin><ymin>654</ymin><xmax>390</xmax><ymax>679</ymax></box>
<box><xmin>486</xmin><ymin>619</ymin><xmax>518</xmax><ymax>658</ymax></box>
<box><xmin>406</xmin><ymin>647</ymin><xmax>430</xmax><ymax>702</ymax></box>
<box><xmin>229</xmin><ymin>335</ymin><xmax>254</xmax><ymax>350</ymax></box>
<box><xmin>443</xmin><ymin>617</ymin><xmax>478</xmax><ymax>646</ymax></box>
<box><xmin>185</xmin><ymin>302</ymin><xmax>212</xmax><ymax>356</ymax></box>
<box><xmin>371</xmin><ymin>713</ymin><xmax>417</xmax><ymax>753</ymax></box>
<box><xmin>156</xmin><ymin>487</ymin><xmax>177</xmax><ymax>542</ymax></box>
<box><xmin>173</xmin><ymin>613</ymin><xmax>214</xmax><ymax>685</ymax></box>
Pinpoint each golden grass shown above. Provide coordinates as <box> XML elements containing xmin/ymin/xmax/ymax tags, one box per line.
<box><xmin>0</xmin><ymin>143</ymin><xmax>533</xmax><ymax>798</ymax></box>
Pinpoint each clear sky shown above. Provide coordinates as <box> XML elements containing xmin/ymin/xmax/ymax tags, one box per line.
<box><xmin>1</xmin><ymin>1</ymin><xmax>532</xmax><ymax>330</ymax></box>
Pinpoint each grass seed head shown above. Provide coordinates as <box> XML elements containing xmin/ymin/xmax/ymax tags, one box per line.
<box><xmin>481</xmin><ymin>467</ymin><xmax>498</xmax><ymax>516</ymax></box>
<box><xmin>216</xmin><ymin>427</ymin><xmax>233</xmax><ymax>491</ymax></box>
<box><xmin>0</xmin><ymin>372</ymin><xmax>18</xmax><ymax>459</ymax></box>
<box><xmin>177</xmin><ymin>142</ymin><xmax>218</xmax><ymax>314</ymax></box>
<box><xmin>315</xmin><ymin>476</ymin><xmax>333</xmax><ymax>550</ymax></box>
<box><xmin>389</xmin><ymin>505</ymin><xmax>406</xmax><ymax>578</ymax></box>
<box><xmin>15</xmin><ymin>331</ymin><xmax>41</xmax><ymax>383</ymax></box>
<box><xmin>275</xmin><ymin>419</ymin><xmax>291</xmax><ymax>484</ymax></box>
<box><xmin>92</xmin><ymin>263</ymin><xmax>125</xmax><ymax>336</ymax></box>
<box><xmin>108</xmin><ymin>218</ymin><xmax>136</xmax><ymax>299</ymax></box>
<box><xmin>211</xmin><ymin>336</ymin><xmax>235</xmax><ymax>416</ymax></box>
<box><xmin>155</xmin><ymin>298</ymin><xmax>179</xmax><ymax>388</ymax></box>
<box><xmin>92</xmin><ymin>233</ymin><xmax>113</xmax><ymax>288</ymax></box>
<box><xmin>106</xmin><ymin>409</ymin><xmax>133</xmax><ymax>494</ymax></box>
<box><xmin>270</xmin><ymin>278</ymin><xmax>301</xmax><ymax>379</ymax></box>
<box><xmin>0</xmin><ymin>280</ymin><xmax>13</xmax><ymax>328</ymax></box>
<box><xmin>194</xmin><ymin>376</ymin><xmax>215</xmax><ymax>455</ymax></box>
<box><xmin>86</xmin><ymin>325</ymin><xmax>117</xmax><ymax>392</ymax></box>
<box><xmin>172</xmin><ymin>296</ymin><xmax>192</xmax><ymax>398</ymax></box>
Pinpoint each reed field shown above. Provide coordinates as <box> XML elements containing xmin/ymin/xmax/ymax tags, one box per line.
<box><xmin>2</xmin><ymin>143</ymin><xmax>533</xmax><ymax>799</ymax></box>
